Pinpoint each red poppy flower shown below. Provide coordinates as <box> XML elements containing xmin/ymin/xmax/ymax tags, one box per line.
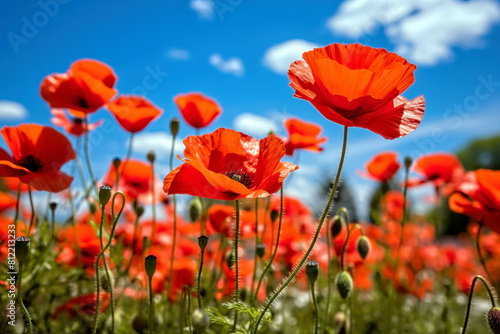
<box><xmin>106</xmin><ymin>95</ymin><xmax>162</xmax><ymax>133</ymax></box>
<box><xmin>288</xmin><ymin>43</ymin><xmax>425</xmax><ymax>139</ymax></box>
<box><xmin>163</xmin><ymin>128</ymin><xmax>298</xmax><ymax>200</ymax></box>
<box><xmin>0</xmin><ymin>124</ymin><xmax>75</xmax><ymax>192</ymax></box>
<box><xmin>173</xmin><ymin>93</ymin><xmax>222</xmax><ymax>129</ymax></box>
<box><xmin>358</xmin><ymin>152</ymin><xmax>400</xmax><ymax>182</ymax></box>
<box><xmin>283</xmin><ymin>117</ymin><xmax>327</xmax><ymax>156</ymax></box>
<box><xmin>53</xmin><ymin>293</ymin><xmax>109</xmax><ymax>319</ymax></box>
<box><xmin>103</xmin><ymin>159</ymin><xmax>153</xmax><ymax>200</ymax></box>
<box><xmin>40</xmin><ymin>59</ymin><xmax>117</xmax><ymax>117</ymax></box>
<box><xmin>449</xmin><ymin>169</ymin><xmax>500</xmax><ymax>234</ymax></box>
<box><xmin>410</xmin><ymin>153</ymin><xmax>464</xmax><ymax>191</ymax></box>
<box><xmin>51</xmin><ymin>109</ymin><xmax>104</xmax><ymax>137</ymax></box>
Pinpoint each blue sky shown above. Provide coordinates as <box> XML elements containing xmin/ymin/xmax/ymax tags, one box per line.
<box><xmin>1</xmin><ymin>0</ymin><xmax>500</xmax><ymax>217</ymax></box>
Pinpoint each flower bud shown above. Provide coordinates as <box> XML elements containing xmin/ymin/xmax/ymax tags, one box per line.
<box><xmin>336</xmin><ymin>271</ymin><xmax>353</xmax><ymax>299</ymax></box>
<box><xmin>404</xmin><ymin>156</ymin><xmax>412</xmax><ymax>170</ymax></box>
<box><xmin>188</xmin><ymin>197</ymin><xmax>203</xmax><ymax>222</ymax></box>
<box><xmin>356</xmin><ymin>236</ymin><xmax>371</xmax><ymax>260</ymax></box>
<box><xmin>89</xmin><ymin>202</ymin><xmax>97</xmax><ymax>214</ymax></box>
<box><xmin>192</xmin><ymin>308</ymin><xmax>209</xmax><ymax>333</ymax></box>
<box><xmin>145</xmin><ymin>254</ymin><xmax>157</xmax><ymax>279</ymax></box>
<box><xmin>49</xmin><ymin>201</ymin><xmax>57</xmax><ymax>211</ymax></box>
<box><xmin>198</xmin><ymin>235</ymin><xmax>209</xmax><ymax>251</ymax></box>
<box><xmin>489</xmin><ymin>307</ymin><xmax>500</xmax><ymax>334</ymax></box>
<box><xmin>170</xmin><ymin>118</ymin><xmax>180</xmax><ymax>137</ymax></box>
<box><xmin>135</xmin><ymin>205</ymin><xmax>145</xmax><ymax>218</ymax></box>
<box><xmin>113</xmin><ymin>157</ymin><xmax>121</xmax><ymax>171</ymax></box>
<box><xmin>100</xmin><ymin>272</ymin><xmax>113</xmax><ymax>293</ymax></box>
<box><xmin>270</xmin><ymin>210</ymin><xmax>279</xmax><ymax>223</ymax></box>
<box><xmin>99</xmin><ymin>185</ymin><xmax>112</xmax><ymax>207</ymax></box>
<box><xmin>306</xmin><ymin>260</ymin><xmax>319</xmax><ymax>285</ymax></box>
<box><xmin>331</xmin><ymin>215</ymin><xmax>343</xmax><ymax>238</ymax></box>
<box><xmin>147</xmin><ymin>150</ymin><xmax>156</xmax><ymax>163</ymax></box>
<box><xmin>226</xmin><ymin>251</ymin><xmax>234</xmax><ymax>269</ymax></box>
<box><xmin>15</xmin><ymin>236</ymin><xmax>30</xmax><ymax>263</ymax></box>
<box><xmin>256</xmin><ymin>243</ymin><xmax>266</xmax><ymax>258</ymax></box>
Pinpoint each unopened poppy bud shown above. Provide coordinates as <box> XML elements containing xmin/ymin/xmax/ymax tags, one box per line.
<box><xmin>145</xmin><ymin>254</ymin><xmax>157</xmax><ymax>278</ymax></box>
<box><xmin>147</xmin><ymin>150</ymin><xmax>156</xmax><ymax>163</ymax></box>
<box><xmin>188</xmin><ymin>197</ymin><xmax>203</xmax><ymax>222</ymax></box>
<box><xmin>489</xmin><ymin>307</ymin><xmax>500</xmax><ymax>334</ymax></box>
<box><xmin>99</xmin><ymin>185</ymin><xmax>112</xmax><ymax>207</ymax></box>
<box><xmin>170</xmin><ymin>118</ymin><xmax>180</xmax><ymax>137</ymax></box>
<box><xmin>192</xmin><ymin>308</ymin><xmax>209</xmax><ymax>333</ymax></box>
<box><xmin>135</xmin><ymin>205</ymin><xmax>145</xmax><ymax>217</ymax></box>
<box><xmin>331</xmin><ymin>215</ymin><xmax>343</xmax><ymax>238</ymax></box>
<box><xmin>226</xmin><ymin>251</ymin><xmax>234</xmax><ymax>269</ymax></box>
<box><xmin>131</xmin><ymin>313</ymin><xmax>148</xmax><ymax>333</ymax></box>
<box><xmin>49</xmin><ymin>201</ymin><xmax>57</xmax><ymax>211</ymax></box>
<box><xmin>89</xmin><ymin>202</ymin><xmax>97</xmax><ymax>214</ymax></box>
<box><xmin>15</xmin><ymin>236</ymin><xmax>30</xmax><ymax>263</ymax></box>
<box><xmin>356</xmin><ymin>236</ymin><xmax>371</xmax><ymax>260</ymax></box>
<box><xmin>306</xmin><ymin>260</ymin><xmax>319</xmax><ymax>285</ymax></box>
<box><xmin>404</xmin><ymin>156</ymin><xmax>412</xmax><ymax>169</ymax></box>
<box><xmin>113</xmin><ymin>157</ymin><xmax>121</xmax><ymax>170</ymax></box>
<box><xmin>270</xmin><ymin>210</ymin><xmax>279</xmax><ymax>223</ymax></box>
<box><xmin>100</xmin><ymin>272</ymin><xmax>112</xmax><ymax>293</ymax></box>
<box><xmin>336</xmin><ymin>271</ymin><xmax>353</xmax><ymax>299</ymax></box>
<box><xmin>256</xmin><ymin>243</ymin><xmax>266</xmax><ymax>258</ymax></box>
<box><xmin>198</xmin><ymin>235</ymin><xmax>209</xmax><ymax>251</ymax></box>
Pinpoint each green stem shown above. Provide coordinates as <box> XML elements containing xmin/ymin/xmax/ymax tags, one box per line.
<box><xmin>197</xmin><ymin>246</ymin><xmax>206</xmax><ymax>309</ymax></box>
<box><xmin>310</xmin><ymin>282</ymin><xmax>319</xmax><ymax>334</ymax></box>
<box><xmin>14</xmin><ymin>181</ymin><xmax>21</xmax><ymax>237</ymax></box>
<box><xmin>461</xmin><ymin>275</ymin><xmax>496</xmax><ymax>334</ymax></box>
<box><xmin>120</xmin><ymin>133</ymin><xmax>134</xmax><ymax>177</ymax></box>
<box><xmin>476</xmin><ymin>223</ymin><xmax>496</xmax><ymax>286</ymax></box>
<box><xmin>392</xmin><ymin>160</ymin><xmax>410</xmax><ymax>281</ymax></box>
<box><xmin>150</xmin><ymin>160</ymin><xmax>157</xmax><ymax>249</ymax></box>
<box><xmin>251</xmin><ymin>198</ymin><xmax>259</xmax><ymax>302</ymax></box>
<box><xmin>253</xmin><ymin>187</ymin><xmax>283</xmax><ymax>306</ymax></box>
<box><xmin>232</xmin><ymin>199</ymin><xmax>241</xmax><ymax>332</ymax></box>
<box><xmin>50</xmin><ymin>206</ymin><xmax>56</xmax><ymax>247</ymax></box>
<box><xmin>84</xmin><ymin>116</ymin><xmax>97</xmax><ymax>193</ymax></box>
<box><xmin>339</xmin><ymin>209</ymin><xmax>351</xmax><ymax>272</ymax></box>
<box><xmin>254</xmin><ymin>126</ymin><xmax>349</xmax><ymax>333</ymax></box>
<box><xmin>149</xmin><ymin>277</ymin><xmax>154</xmax><ymax>333</ymax></box>
<box><xmin>99</xmin><ymin>203</ymin><xmax>115</xmax><ymax>333</ymax></box>
<box><xmin>124</xmin><ymin>213</ymin><xmax>141</xmax><ymax>275</ymax></box>
<box><xmin>325</xmin><ymin>214</ymin><xmax>333</xmax><ymax>326</ymax></box>
<box><xmin>17</xmin><ymin>263</ymin><xmax>33</xmax><ymax>334</ymax></box>
<box><xmin>27</xmin><ymin>186</ymin><xmax>35</xmax><ymax>236</ymax></box>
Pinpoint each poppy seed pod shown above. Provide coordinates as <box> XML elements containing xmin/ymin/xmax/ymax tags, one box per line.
<box><xmin>306</xmin><ymin>260</ymin><xmax>319</xmax><ymax>285</ymax></box>
<box><xmin>188</xmin><ymin>197</ymin><xmax>203</xmax><ymax>222</ymax></box>
<box><xmin>356</xmin><ymin>236</ymin><xmax>371</xmax><ymax>260</ymax></box>
<box><xmin>331</xmin><ymin>215</ymin><xmax>344</xmax><ymax>238</ymax></box>
<box><xmin>197</xmin><ymin>235</ymin><xmax>209</xmax><ymax>251</ymax></box>
<box><xmin>145</xmin><ymin>254</ymin><xmax>157</xmax><ymax>279</ymax></box>
<box><xmin>15</xmin><ymin>236</ymin><xmax>31</xmax><ymax>263</ymax></box>
<box><xmin>270</xmin><ymin>210</ymin><xmax>279</xmax><ymax>223</ymax></box>
<box><xmin>192</xmin><ymin>308</ymin><xmax>210</xmax><ymax>333</ymax></box>
<box><xmin>135</xmin><ymin>205</ymin><xmax>145</xmax><ymax>218</ymax></box>
<box><xmin>170</xmin><ymin>118</ymin><xmax>180</xmax><ymax>137</ymax></box>
<box><xmin>256</xmin><ymin>243</ymin><xmax>266</xmax><ymax>258</ymax></box>
<box><xmin>489</xmin><ymin>307</ymin><xmax>500</xmax><ymax>334</ymax></box>
<box><xmin>99</xmin><ymin>185</ymin><xmax>112</xmax><ymax>207</ymax></box>
<box><xmin>113</xmin><ymin>157</ymin><xmax>121</xmax><ymax>170</ymax></box>
<box><xmin>336</xmin><ymin>271</ymin><xmax>353</xmax><ymax>299</ymax></box>
<box><xmin>404</xmin><ymin>156</ymin><xmax>413</xmax><ymax>170</ymax></box>
<box><xmin>49</xmin><ymin>201</ymin><xmax>57</xmax><ymax>211</ymax></box>
<box><xmin>147</xmin><ymin>150</ymin><xmax>156</xmax><ymax>163</ymax></box>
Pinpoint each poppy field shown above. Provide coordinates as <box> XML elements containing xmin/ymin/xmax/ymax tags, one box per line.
<box><xmin>2</xmin><ymin>26</ymin><xmax>500</xmax><ymax>334</ymax></box>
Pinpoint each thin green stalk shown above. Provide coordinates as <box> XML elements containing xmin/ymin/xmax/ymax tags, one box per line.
<box><xmin>149</xmin><ymin>277</ymin><xmax>154</xmax><ymax>333</ymax></box>
<box><xmin>392</xmin><ymin>159</ymin><xmax>410</xmax><ymax>281</ymax></box>
<box><xmin>121</xmin><ymin>133</ymin><xmax>134</xmax><ymax>177</ymax></box>
<box><xmin>254</xmin><ymin>126</ymin><xmax>348</xmax><ymax>333</ymax></box>
<box><xmin>84</xmin><ymin>116</ymin><xmax>97</xmax><ymax>192</ymax></box>
<box><xmin>325</xmin><ymin>214</ymin><xmax>333</xmax><ymax>326</ymax></box>
<box><xmin>461</xmin><ymin>275</ymin><xmax>496</xmax><ymax>333</ymax></box>
<box><xmin>27</xmin><ymin>186</ymin><xmax>35</xmax><ymax>236</ymax></box>
<box><xmin>253</xmin><ymin>187</ymin><xmax>284</xmax><ymax>306</ymax></box>
<box><xmin>476</xmin><ymin>223</ymin><xmax>496</xmax><ymax>287</ymax></box>
<box><xmin>197</xmin><ymin>245</ymin><xmax>206</xmax><ymax>309</ymax></box>
<box><xmin>340</xmin><ymin>210</ymin><xmax>352</xmax><ymax>272</ymax></box>
<box><xmin>310</xmin><ymin>282</ymin><xmax>319</xmax><ymax>334</ymax></box>
<box><xmin>14</xmin><ymin>181</ymin><xmax>21</xmax><ymax>237</ymax></box>
<box><xmin>98</xmin><ymin>203</ymin><xmax>115</xmax><ymax>333</ymax></box>
<box><xmin>232</xmin><ymin>199</ymin><xmax>241</xmax><ymax>332</ymax></box>
<box><xmin>17</xmin><ymin>263</ymin><xmax>33</xmax><ymax>334</ymax></box>
<box><xmin>67</xmin><ymin>185</ymin><xmax>83</xmax><ymax>267</ymax></box>
<box><xmin>150</xmin><ymin>160</ymin><xmax>157</xmax><ymax>249</ymax></box>
<box><xmin>251</xmin><ymin>198</ymin><xmax>259</xmax><ymax>301</ymax></box>
<box><xmin>124</xmin><ymin>213</ymin><xmax>141</xmax><ymax>275</ymax></box>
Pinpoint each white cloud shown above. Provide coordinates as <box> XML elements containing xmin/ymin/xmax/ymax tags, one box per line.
<box><xmin>166</xmin><ymin>48</ymin><xmax>190</xmax><ymax>60</ymax></box>
<box><xmin>233</xmin><ymin>113</ymin><xmax>278</xmax><ymax>137</ymax></box>
<box><xmin>263</xmin><ymin>39</ymin><xmax>319</xmax><ymax>74</ymax></box>
<box><xmin>190</xmin><ymin>0</ymin><xmax>214</xmax><ymax>20</ymax></box>
<box><xmin>209</xmin><ymin>54</ymin><xmax>244</xmax><ymax>76</ymax></box>
<box><xmin>132</xmin><ymin>132</ymin><xmax>185</xmax><ymax>156</ymax></box>
<box><xmin>327</xmin><ymin>0</ymin><xmax>500</xmax><ymax>65</ymax></box>
<box><xmin>0</xmin><ymin>100</ymin><xmax>28</xmax><ymax>120</ymax></box>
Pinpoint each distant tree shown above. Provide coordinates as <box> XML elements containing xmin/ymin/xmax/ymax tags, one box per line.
<box><xmin>457</xmin><ymin>135</ymin><xmax>500</xmax><ymax>171</ymax></box>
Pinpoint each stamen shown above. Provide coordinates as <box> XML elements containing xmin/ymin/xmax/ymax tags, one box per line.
<box><xmin>225</xmin><ymin>170</ymin><xmax>253</xmax><ymax>188</ymax></box>
<box><xmin>17</xmin><ymin>155</ymin><xmax>43</xmax><ymax>172</ymax></box>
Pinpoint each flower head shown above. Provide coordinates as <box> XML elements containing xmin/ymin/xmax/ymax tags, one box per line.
<box><xmin>107</xmin><ymin>95</ymin><xmax>162</xmax><ymax>133</ymax></box>
<box><xmin>283</xmin><ymin>117</ymin><xmax>327</xmax><ymax>156</ymax></box>
<box><xmin>163</xmin><ymin>128</ymin><xmax>298</xmax><ymax>200</ymax></box>
<box><xmin>51</xmin><ymin>109</ymin><xmax>103</xmax><ymax>137</ymax></box>
<box><xmin>288</xmin><ymin>43</ymin><xmax>425</xmax><ymax>139</ymax></box>
<box><xmin>174</xmin><ymin>93</ymin><xmax>222</xmax><ymax>129</ymax></box>
<box><xmin>358</xmin><ymin>152</ymin><xmax>400</xmax><ymax>182</ymax></box>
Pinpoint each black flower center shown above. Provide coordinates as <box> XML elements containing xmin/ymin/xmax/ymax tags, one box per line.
<box><xmin>18</xmin><ymin>155</ymin><xmax>43</xmax><ymax>172</ymax></box>
<box><xmin>225</xmin><ymin>170</ymin><xmax>253</xmax><ymax>188</ymax></box>
<box><xmin>73</xmin><ymin>117</ymin><xmax>84</xmax><ymax>125</ymax></box>
<box><xmin>78</xmin><ymin>97</ymin><xmax>89</xmax><ymax>109</ymax></box>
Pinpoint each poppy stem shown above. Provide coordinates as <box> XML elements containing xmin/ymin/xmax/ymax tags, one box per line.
<box><xmin>197</xmin><ymin>241</ymin><xmax>207</xmax><ymax>309</ymax></box>
<box><xmin>253</xmin><ymin>186</ymin><xmax>283</xmax><ymax>306</ymax></box>
<box><xmin>149</xmin><ymin>276</ymin><xmax>154</xmax><ymax>333</ymax></box>
<box><xmin>84</xmin><ymin>116</ymin><xmax>97</xmax><ymax>192</ymax></box>
<box><xmin>339</xmin><ymin>208</ymin><xmax>351</xmax><ymax>272</ymax></box>
<box><xmin>310</xmin><ymin>280</ymin><xmax>319</xmax><ymax>334</ymax></box>
<box><xmin>14</xmin><ymin>181</ymin><xmax>21</xmax><ymax>237</ymax></box>
<box><xmin>251</xmin><ymin>198</ymin><xmax>259</xmax><ymax>302</ymax></box>
<box><xmin>120</xmin><ymin>133</ymin><xmax>135</xmax><ymax>179</ymax></box>
<box><xmin>461</xmin><ymin>275</ymin><xmax>496</xmax><ymax>333</ymax></box>
<box><xmin>325</xmin><ymin>210</ymin><xmax>332</xmax><ymax>326</ymax></box>
<box><xmin>254</xmin><ymin>126</ymin><xmax>349</xmax><ymax>333</ymax></box>
<box><xmin>27</xmin><ymin>185</ymin><xmax>35</xmax><ymax>236</ymax></box>
<box><xmin>232</xmin><ymin>199</ymin><xmax>241</xmax><ymax>332</ymax></box>
<box><xmin>17</xmin><ymin>262</ymin><xmax>33</xmax><ymax>334</ymax></box>
<box><xmin>98</xmin><ymin>202</ymin><xmax>115</xmax><ymax>333</ymax></box>
<box><xmin>476</xmin><ymin>223</ymin><xmax>496</xmax><ymax>287</ymax></box>
<box><xmin>150</xmin><ymin>159</ymin><xmax>157</xmax><ymax>249</ymax></box>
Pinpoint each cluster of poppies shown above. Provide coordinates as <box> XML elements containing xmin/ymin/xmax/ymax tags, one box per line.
<box><xmin>1</xmin><ymin>43</ymin><xmax>499</xmax><ymax>333</ymax></box>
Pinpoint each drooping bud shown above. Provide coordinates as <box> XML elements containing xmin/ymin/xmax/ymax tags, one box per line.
<box><xmin>49</xmin><ymin>201</ymin><xmax>57</xmax><ymax>212</ymax></box>
<box><xmin>147</xmin><ymin>150</ymin><xmax>156</xmax><ymax>164</ymax></box>
<box><xmin>170</xmin><ymin>118</ymin><xmax>180</xmax><ymax>137</ymax></box>
<box><xmin>270</xmin><ymin>210</ymin><xmax>279</xmax><ymax>223</ymax></box>
<box><xmin>99</xmin><ymin>185</ymin><xmax>112</xmax><ymax>207</ymax></box>
<box><xmin>488</xmin><ymin>307</ymin><xmax>500</xmax><ymax>334</ymax></box>
<box><xmin>192</xmin><ymin>308</ymin><xmax>210</xmax><ymax>333</ymax></box>
<box><xmin>188</xmin><ymin>197</ymin><xmax>203</xmax><ymax>222</ymax></box>
<box><xmin>145</xmin><ymin>254</ymin><xmax>157</xmax><ymax>279</ymax></box>
<box><xmin>256</xmin><ymin>243</ymin><xmax>266</xmax><ymax>258</ymax></box>
<box><xmin>15</xmin><ymin>236</ymin><xmax>30</xmax><ymax>263</ymax></box>
<box><xmin>306</xmin><ymin>260</ymin><xmax>319</xmax><ymax>285</ymax></box>
<box><xmin>404</xmin><ymin>156</ymin><xmax>413</xmax><ymax>170</ymax></box>
<box><xmin>100</xmin><ymin>272</ymin><xmax>113</xmax><ymax>293</ymax></box>
<box><xmin>197</xmin><ymin>235</ymin><xmax>209</xmax><ymax>251</ymax></box>
<box><xmin>336</xmin><ymin>271</ymin><xmax>353</xmax><ymax>299</ymax></box>
<box><xmin>331</xmin><ymin>215</ymin><xmax>343</xmax><ymax>238</ymax></box>
<box><xmin>356</xmin><ymin>236</ymin><xmax>371</xmax><ymax>260</ymax></box>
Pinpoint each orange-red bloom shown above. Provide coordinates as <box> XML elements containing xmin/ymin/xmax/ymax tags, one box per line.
<box><xmin>163</xmin><ymin>128</ymin><xmax>298</xmax><ymax>200</ymax></box>
<box><xmin>40</xmin><ymin>59</ymin><xmax>117</xmax><ymax>117</ymax></box>
<box><xmin>0</xmin><ymin>124</ymin><xmax>75</xmax><ymax>192</ymax></box>
<box><xmin>283</xmin><ymin>117</ymin><xmax>327</xmax><ymax>156</ymax></box>
<box><xmin>410</xmin><ymin>153</ymin><xmax>464</xmax><ymax>191</ymax></box>
<box><xmin>51</xmin><ymin>109</ymin><xmax>103</xmax><ymax>137</ymax></box>
<box><xmin>358</xmin><ymin>152</ymin><xmax>400</xmax><ymax>182</ymax></box>
<box><xmin>106</xmin><ymin>95</ymin><xmax>162</xmax><ymax>133</ymax></box>
<box><xmin>173</xmin><ymin>93</ymin><xmax>222</xmax><ymax>129</ymax></box>
<box><xmin>288</xmin><ymin>43</ymin><xmax>425</xmax><ymax>139</ymax></box>
<box><xmin>103</xmin><ymin>159</ymin><xmax>154</xmax><ymax>201</ymax></box>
